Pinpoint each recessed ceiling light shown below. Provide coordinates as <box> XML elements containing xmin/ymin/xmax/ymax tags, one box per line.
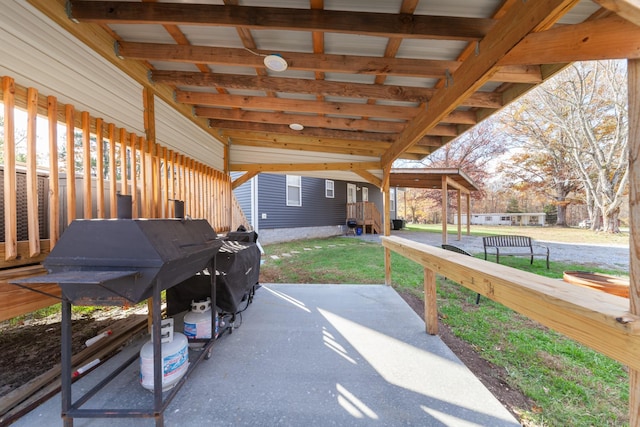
<box><xmin>264</xmin><ymin>54</ymin><xmax>288</xmax><ymax>72</ymax></box>
<box><xmin>289</xmin><ymin>123</ymin><xmax>304</xmax><ymax>131</ymax></box>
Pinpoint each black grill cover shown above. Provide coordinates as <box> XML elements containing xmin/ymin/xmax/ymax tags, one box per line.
<box><xmin>167</xmin><ymin>239</ymin><xmax>260</xmax><ymax>315</ymax></box>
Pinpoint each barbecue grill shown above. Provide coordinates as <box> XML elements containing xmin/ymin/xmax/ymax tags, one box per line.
<box><xmin>11</xmin><ymin>214</ymin><xmax>224</xmax><ymax>427</ymax></box>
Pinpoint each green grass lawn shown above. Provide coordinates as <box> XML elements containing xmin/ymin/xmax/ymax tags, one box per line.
<box><xmin>260</xmin><ymin>235</ymin><xmax>630</xmax><ymax>427</ymax></box>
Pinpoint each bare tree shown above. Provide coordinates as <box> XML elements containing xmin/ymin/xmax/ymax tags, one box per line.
<box><xmin>537</xmin><ymin>61</ymin><xmax>628</xmax><ymax>232</ymax></box>
<box><xmin>498</xmin><ymin>61</ymin><xmax>628</xmax><ymax>232</ymax></box>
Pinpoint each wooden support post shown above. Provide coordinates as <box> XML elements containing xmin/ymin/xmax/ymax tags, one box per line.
<box><xmin>129</xmin><ymin>133</ymin><xmax>138</xmax><ymax>219</ymax></box>
<box><xmin>424</xmin><ymin>267</ymin><xmax>438</xmax><ymax>335</ymax></box>
<box><xmin>383</xmin><ymin>166</ymin><xmax>391</xmax><ymax>285</ymax></box>
<box><xmin>628</xmin><ymin>57</ymin><xmax>640</xmax><ymax>427</ymax></box>
<box><xmin>95</xmin><ymin>119</ymin><xmax>105</xmax><ymax>219</ymax></box>
<box><xmin>2</xmin><ymin>77</ymin><xmax>17</xmax><ymax>260</ymax></box>
<box><xmin>456</xmin><ymin>189</ymin><xmax>462</xmax><ymax>241</ymax></box>
<box><xmin>26</xmin><ymin>88</ymin><xmax>40</xmax><ymax>257</ymax></box>
<box><xmin>47</xmin><ymin>96</ymin><xmax>60</xmax><ymax>247</ymax></box>
<box><xmin>65</xmin><ymin>104</ymin><xmax>76</xmax><ymax>225</ymax></box>
<box><xmin>466</xmin><ymin>193</ymin><xmax>471</xmax><ymax>236</ymax></box>
<box><xmin>108</xmin><ymin>124</ymin><xmax>117</xmax><ymax>218</ymax></box>
<box><xmin>119</xmin><ymin>128</ymin><xmax>128</xmax><ymax>196</ymax></box>
<box><xmin>81</xmin><ymin>112</ymin><xmax>92</xmax><ymax>219</ymax></box>
<box><xmin>441</xmin><ymin>175</ymin><xmax>448</xmax><ymax>245</ymax></box>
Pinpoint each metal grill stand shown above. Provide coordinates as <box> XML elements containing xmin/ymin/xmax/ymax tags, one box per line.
<box><xmin>12</xmin><ymin>218</ymin><xmax>223</xmax><ymax>427</ymax></box>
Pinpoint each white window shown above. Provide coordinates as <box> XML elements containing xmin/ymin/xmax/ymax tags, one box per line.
<box><xmin>286</xmin><ymin>175</ymin><xmax>302</xmax><ymax>206</ymax></box>
<box><xmin>347</xmin><ymin>183</ymin><xmax>357</xmax><ymax>203</ymax></box>
<box><xmin>325</xmin><ymin>180</ymin><xmax>334</xmax><ymax>198</ymax></box>
<box><xmin>362</xmin><ymin>186</ymin><xmax>369</xmax><ymax>202</ymax></box>
<box><xmin>390</xmin><ymin>188</ymin><xmax>396</xmax><ymax>211</ymax></box>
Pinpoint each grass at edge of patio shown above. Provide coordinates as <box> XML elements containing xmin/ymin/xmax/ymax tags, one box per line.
<box><xmin>259</xmin><ymin>236</ymin><xmax>630</xmax><ymax>427</ymax></box>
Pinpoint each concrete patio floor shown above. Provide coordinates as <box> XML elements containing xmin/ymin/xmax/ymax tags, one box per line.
<box><xmin>14</xmin><ymin>284</ymin><xmax>519</xmax><ymax>426</ymax></box>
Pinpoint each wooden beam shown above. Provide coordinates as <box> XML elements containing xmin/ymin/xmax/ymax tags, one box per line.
<box><xmin>381</xmin><ymin>0</ymin><xmax>580</xmax><ymax>166</ymax></box>
<box><xmin>593</xmin><ymin>0</ymin><xmax>640</xmax><ymax>26</ymax></box>
<box><xmin>69</xmin><ymin>1</ymin><xmax>494</xmax><ymax>41</ymax></box>
<box><xmin>627</xmin><ymin>56</ymin><xmax>640</xmax><ymax>427</ymax></box>
<box><xmin>151</xmin><ymin>70</ymin><xmax>504</xmax><ymax>108</ymax></box>
<box><xmin>47</xmin><ymin>96</ymin><xmax>60</xmax><ymax>247</ymax></box>
<box><xmin>26</xmin><ymin>88</ymin><xmax>40</xmax><ymax>257</ymax></box>
<box><xmin>226</xmin><ymin>137</ymin><xmax>388</xmax><ymax>157</ymax></box>
<box><xmin>231</xmin><ymin>171</ymin><xmax>259</xmax><ymax>189</ymax></box>
<box><xmin>180</xmin><ymin>91</ymin><xmax>478</xmax><ymax>124</ymax></box>
<box><xmin>381</xmin><ymin>236</ymin><xmax>640</xmax><ymax>372</ymax></box>
<box><xmin>353</xmin><ymin>170</ymin><xmax>382</xmax><ymax>188</ymax></box>
<box><xmin>501</xmin><ymin>14</ymin><xmax>640</xmax><ymax>66</ymax></box>
<box><xmin>3</xmin><ymin>77</ymin><xmax>17</xmax><ymax>261</ymax></box>
<box><xmin>231</xmin><ymin>161</ymin><xmax>380</xmax><ymax>172</ymax></box>
<box><xmin>118</xmin><ymin>42</ymin><xmax>542</xmax><ymax>83</ymax></box>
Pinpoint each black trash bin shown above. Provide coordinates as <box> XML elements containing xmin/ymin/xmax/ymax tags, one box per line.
<box><xmin>392</xmin><ymin>219</ymin><xmax>404</xmax><ymax>230</ymax></box>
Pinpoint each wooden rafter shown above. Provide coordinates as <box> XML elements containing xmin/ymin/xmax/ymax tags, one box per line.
<box><xmin>381</xmin><ymin>0</ymin><xmax>582</xmax><ymax>167</ymax></box>
<box><xmin>230</xmin><ymin>161</ymin><xmax>381</xmax><ymax>173</ymax></box>
<box><xmin>69</xmin><ymin>1</ymin><xmax>494</xmax><ymax>41</ymax></box>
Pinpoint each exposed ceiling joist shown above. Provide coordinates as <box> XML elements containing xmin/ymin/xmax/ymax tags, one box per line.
<box><xmin>69</xmin><ymin>1</ymin><xmax>494</xmax><ymax>41</ymax></box>
<box><xmin>381</xmin><ymin>0</ymin><xmax>582</xmax><ymax>167</ymax></box>
<box><xmin>231</xmin><ymin>161</ymin><xmax>381</xmax><ymax>172</ymax></box>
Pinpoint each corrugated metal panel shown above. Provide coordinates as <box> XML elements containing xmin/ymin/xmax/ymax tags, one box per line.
<box><xmin>397</xmin><ymin>39</ymin><xmax>467</xmax><ymax>61</ymax></box>
<box><xmin>324</xmin><ymin>33</ymin><xmax>388</xmax><ymax>56</ymax></box>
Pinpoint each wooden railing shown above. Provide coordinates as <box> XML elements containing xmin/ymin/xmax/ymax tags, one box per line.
<box><xmin>381</xmin><ymin>236</ymin><xmax>640</xmax><ymax>371</ymax></box>
<box><xmin>0</xmin><ymin>75</ymin><xmax>234</xmax><ymax>321</ymax></box>
<box><xmin>346</xmin><ymin>202</ymin><xmax>382</xmax><ymax>234</ymax></box>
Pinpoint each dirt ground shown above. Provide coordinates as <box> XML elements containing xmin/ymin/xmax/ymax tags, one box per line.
<box><xmin>0</xmin><ymin>292</ymin><xmax>531</xmax><ymax>425</ymax></box>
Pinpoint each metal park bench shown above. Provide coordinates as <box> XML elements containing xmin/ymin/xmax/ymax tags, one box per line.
<box><xmin>482</xmin><ymin>235</ymin><xmax>550</xmax><ymax>269</ymax></box>
<box><xmin>441</xmin><ymin>244</ymin><xmax>481</xmax><ymax>304</ymax></box>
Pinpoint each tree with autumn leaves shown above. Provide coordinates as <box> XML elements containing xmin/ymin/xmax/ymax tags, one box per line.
<box><xmin>500</xmin><ymin>60</ymin><xmax>628</xmax><ymax>232</ymax></box>
<box><xmin>398</xmin><ymin>60</ymin><xmax>628</xmax><ymax>232</ymax></box>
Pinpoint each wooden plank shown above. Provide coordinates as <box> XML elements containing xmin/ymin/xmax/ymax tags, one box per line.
<box><xmin>95</xmin><ymin>118</ymin><xmax>105</xmax><ymax>218</ymax></box>
<box><xmin>593</xmin><ymin>0</ymin><xmax>640</xmax><ymax>26</ymax></box>
<box><xmin>501</xmin><ymin>14</ymin><xmax>640</xmax><ymax>66</ymax></box>
<box><xmin>627</xmin><ymin>56</ymin><xmax>640</xmax><ymax>427</ymax></box>
<box><xmin>441</xmin><ymin>176</ymin><xmax>448</xmax><ymax>245</ymax></box>
<box><xmin>81</xmin><ymin>112</ymin><xmax>92</xmax><ymax>219</ymax></box>
<box><xmin>0</xmin><ymin>265</ymin><xmax>54</xmax><ymax>322</ymax></box>
<box><xmin>129</xmin><ymin>132</ymin><xmax>138</xmax><ymax>218</ymax></box>
<box><xmin>119</xmin><ymin>128</ymin><xmax>128</xmax><ymax>196</ymax></box>
<box><xmin>118</xmin><ymin>42</ymin><xmax>541</xmax><ymax>84</ymax></box>
<box><xmin>69</xmin><ymin>1</ymin><xmax>493</xmax><ymax>41</ymax></box>
<box><xmin>140</xmin><ymin>137</ymin><xmax>148</xmax><ymax>218</ymax></box>
<box><xmin>65</xmin><ymin>104</ymin><xmax>76</xmax><ymax>225</ymax></box>
<box><xmin>47</xmin><ymin>96</ymin><xmax>60</xmax><ymax>247</ymax></box>
<box><xmin>424</xmin><ymin>268</ymin><xmax>438</xmax><ymax>335</ymax></box>
<box><xmin>108</xmin><ymin>123</ymin><xmax>117</xmax><ymax>218</ymax></box>
<box><xmin>151</xmin><ymin>70</ymin><xmax>502</xmax><ymax>108</ymax></box>
<box><xmin>231</xmin><ymin>161</ymin><xmax>380</xmax><ymax>173</ymax></box>
<box><xmin>381</xmin><ymin>235</ymin><xmax>640</xmax><ymax>372</ymax></box>
<box><xmin>162</xmin><ymin>147</ymin><xmax>169</xmax><ymax>219</ymax></box>
<box><xmin>3</xmin><ymin>77</ymin><xmax>18</xmax><ymax>260</ymax></box>
<box><xmin>26</xmin><ymin>88</ymin><xmax>40</xmax><ymax>257</ymax></box>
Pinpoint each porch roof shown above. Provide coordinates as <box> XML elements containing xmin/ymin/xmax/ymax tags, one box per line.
<box><xmin>390</xmin><ymin>168</ymin><xmax>479</xmax><ymax>192</ymax></box>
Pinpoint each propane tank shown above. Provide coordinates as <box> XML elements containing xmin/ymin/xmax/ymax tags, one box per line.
<box><xmin>139</xmin><ymin>318</ymin><xmax>189</xmax><ymax>392</ymax></box>
<box><xmin>183</xmin><ymin>297</ymin><xmax>217</xmax><ymax>348</ymax></box>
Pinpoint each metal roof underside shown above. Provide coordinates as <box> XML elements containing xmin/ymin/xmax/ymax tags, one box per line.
<box><xmin>22</xmin><ymin>0</ymin><xmax>640</xmax><ymax>185</ymax></box>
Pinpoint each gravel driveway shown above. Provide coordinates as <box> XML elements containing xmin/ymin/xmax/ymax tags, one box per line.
<box><xmin>378</xmin><ymin>230</ymin><xmax>630</xmax><ymax>272</ymax></box>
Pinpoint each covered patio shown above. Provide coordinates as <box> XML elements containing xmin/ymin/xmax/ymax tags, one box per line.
<box><xmin>12</xmin><ymin>284</ymin><xmax>519</xmax><ymax>427</ymax></box>
<box><xmin>2</xmin><ymin>1</ymin><xmax>640</xmax><ymax>426</ymax></box>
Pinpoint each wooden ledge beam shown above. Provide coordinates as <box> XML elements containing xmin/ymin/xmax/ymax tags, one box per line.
<box><xmin>231</xmin><ymin>161</ymin><xmax>381</xmax><ymax>173</ymax></box>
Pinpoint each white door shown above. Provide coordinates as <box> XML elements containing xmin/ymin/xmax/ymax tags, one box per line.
<box><xmin>347</xmin><ymin>183</ymin><xmax>357</xmax><ymax>203</ymax></box>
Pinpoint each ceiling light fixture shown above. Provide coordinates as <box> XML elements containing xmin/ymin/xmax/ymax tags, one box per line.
<box><xmin>244</xmin><ymin>48</ymin><xmax>288</xmax><ymax>72</ymax></box>
<box><xmin>264</xmin><ymin>54</ymin><xmax>288</xmax><ymax>72</ymax></box>
<box><xmin>289</xmin><ymin>123</ymin><xmax>304</xmax><ymax>131</ymax></box>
